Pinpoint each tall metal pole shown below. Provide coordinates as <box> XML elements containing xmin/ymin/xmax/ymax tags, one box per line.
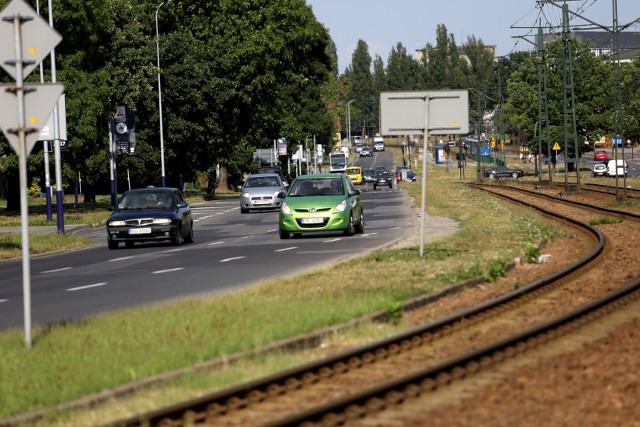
<box><xmin>36</xmin><ymin>0</ymin><xmax>52</xmax><ymax>221</ymax></box>
<box><xmin>419</xmin><ymin>97</ymin><xmax>430</xmax><ymax>257</ymax></box>
<box><xmin>156</xmin><ymin>0</ymin><xmax>171</xmax><ymax>187</ymax></box>
<box><xmin>48</xmin><ymin>0</ymin><xmax>64</xmax><ymax>232</ymax></box>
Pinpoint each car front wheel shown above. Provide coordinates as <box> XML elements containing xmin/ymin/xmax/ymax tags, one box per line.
<box><xmin>279</xmin><ymin>227</ymin><xmax>290</xmax><ymax>239</ymax></box>
<box><xmin>173</xmin><ymin>226</ymin><xmax>184</xmax><ymax>246</ymax></box>
<box><xmin>512</xmin><ymin>172</ymin><xmax>519</xmax><ymax>179</ymax></box>
<box><xmin>184</xmin><ymin>223</ymin><xmax>194</xmax><ymax>243</ymax></box>
<box><xmin>489</xmin><ymin>173</ymin><xmax>496</xmax><ymax>179</ymax></box>
<box><xmin>355</xmin><ymin>211</ymin><xmax>364</xmax><ymax>234</ymax></box>
<box><xmin>108</xmin><ymin>240</ymin><xmax>119</xmax><ymax>250</ymax></box>
<box><xmin>344</xmin><ymin>214</ymin><xmax>355</xmax><ymax>236</ymax></box>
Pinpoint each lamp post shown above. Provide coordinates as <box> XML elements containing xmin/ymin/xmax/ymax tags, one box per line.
<box><xmin>346</xmin><ymin>99</ymin><xmax>355</xmax><ymax>149</ymax></box>
<box><xmin>155</xmin><ymin>0</ymin><xmax>171</xmax><ymax>187</ymax></box>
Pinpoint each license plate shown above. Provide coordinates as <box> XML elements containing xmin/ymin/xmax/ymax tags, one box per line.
<box><xmin>253</xmin><ymin>200</ymin><xmax>270</xmax><ymax>205</ymax></box>
<box><xmin>129</xmin><ymin>227</ymin><xmax>152</xmax><ymax>235</ymax></box>
<box><xmin>301</xmin><ymin>218</ymin><xmax>323</xmax><ymax>224</ymax></box>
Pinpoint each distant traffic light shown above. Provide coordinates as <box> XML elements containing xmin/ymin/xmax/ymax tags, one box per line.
<box><xmin>114</xmin><ymin>106</ymin><xmax>136</xmax><ymax>154</ymax></box>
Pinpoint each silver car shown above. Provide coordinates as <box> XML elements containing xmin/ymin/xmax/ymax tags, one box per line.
<box><xmin>240</xmin><ymin>173</ymin><xmax>286</xmax><ymax>213</ymax></box>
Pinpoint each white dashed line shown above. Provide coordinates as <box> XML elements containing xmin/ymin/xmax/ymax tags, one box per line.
<box><xmin>220</xmin><ymin>256</ymin><xmax>246</xmax><ymax>263</ymax></box>
<box><xmin>323</xmin><ymin>238</ymin><xmax>342</xmax><ymax>243</ymax></box>
<box><xmin>109</xmin><ymin>256</ymin><xmax>135</xmax><ymax>262</ymax></box>
<box><xmin>0</xmin><ymin>299</ymin><xmax>8</xmax><ymax>303</ymax></box>
<box><xmin>152</xmin><ymin>268</ymin><xmax>185</xmax><ymax>274</ymax></box>
<box><xmin>208</xmin><ymin>241</ymin><xmax>226</xmax><ymax>246</ymax></box>
<box><xmin>40</xmin><ymin>267</ymin><xmax>73</xmax><ymax>274</ymax></box>
<box><xmin>67</xmin><ymin>283</ymin><xmax>107</xmax><ymax>292</ymax></box>
<box><xmin>275</xmin><ymin>247</ymin><xmax>297</xmax><ymax>252</ymax></box>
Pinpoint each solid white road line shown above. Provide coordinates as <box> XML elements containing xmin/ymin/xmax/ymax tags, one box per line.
<box><xmin>109</xmin><ymin>256</ymin><xmax>135</xmax><ymax>262</ymax></box>
<box><xmin>275</xmin><ymin>247</ymin><xmax>297</xmax><ymax>252</ymax></box>
<box><xmin>208</xmin><ymin>241</ymin><xmax>226</xmax><ymax>246</ymax></box>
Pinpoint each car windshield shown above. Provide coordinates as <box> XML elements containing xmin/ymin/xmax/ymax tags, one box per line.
<box><xmin>290</xmin><ymin>178</ymin><xmax>344</xmax><ymax>196</ymax></box>
<box><xmin>376</xmin><ymin>171</ymin><xmax>390</xmax><ymax>177</ymax></box>
<box><xmin>245</xmin><ymin>176</ymin><xmax>280</xmax><ymax>188</ymax></box>
<box><xmin>119</xmin><ymin>192</ymin><xmax>174</xmax><ymax>210</ymax></box>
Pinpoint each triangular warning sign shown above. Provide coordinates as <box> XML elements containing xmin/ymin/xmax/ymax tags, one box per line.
<box><xmin>552</xmin><ymin>142</ymin><xmax>561</xmax><ymax>151</ymax></box>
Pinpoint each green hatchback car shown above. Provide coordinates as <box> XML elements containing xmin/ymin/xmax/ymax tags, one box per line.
<box><xmin>278</xmin><ymin>174</ymin><xmax>364</xmax><ymax>239</ymax></box>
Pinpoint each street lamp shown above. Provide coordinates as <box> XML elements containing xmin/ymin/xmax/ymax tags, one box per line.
<box><xmin>346</xmin><ymin>99</ymin><xmax>355</xmax><ymax>149</ymax></box>
<box><xmin>155</xmin><ymin>0</ymin><xmax>171</xmax><ymax>187</ymax></box>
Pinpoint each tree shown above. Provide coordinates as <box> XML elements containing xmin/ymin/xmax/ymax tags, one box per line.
<box><xmin>347</xmin><ymin>39</ymin><xmax>374</xmax><ymax>137</ymax></box>
<box><xmin>386</xmin><ymin>42</ymin><xmax>417</xmax><ymax>90</ymax></box>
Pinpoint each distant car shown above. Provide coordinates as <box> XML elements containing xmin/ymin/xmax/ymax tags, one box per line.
<box><xmin>592</xmin><ymin>163</ymin><xmax>607</xmax><ymax>177</ymax></box>
<box><xmin>594</xmin><ymin>150</ymin><xmax>608</xmax><ymax>161</ymax></box>
<box><xmin>484</xmin><ymin>166</ymin><xmax>524</xmax><ymax>179</ymax></box>
<box><xmin>363</xmin><ymin>169</ymin><xmax>376</xmax><ymax>183</ymax></box>
<box><xmin>355</xmin><ymin>142</ymin><xmax>364</xmax><ymax>153</ymax></box>
<box><xmin>606</xmin><ymin>159</ymin><xmax>628</xmax><ymax>177</ymax></box>
<box><xmin>278</xmin><ymin>174</ymin><xmax>364</xmax><ymax>238</ymax></box>
<box><xmin>405</xmin><ymin>170</ymin><xmax>417</xmax><ymax>182</ymax></box>
<box><xmin>359</xmin><ymin>146</ymin><xmax>373</xmax><ymax>157</ymax></box>
<box><xmin>257</xmin><ymin>166</ymin><xmax>289</xmax><ymax>186</ymax></box>
<box><xmin>345</xmin><ymin>166</ymin><xmax>364</xmax><ymax>184</ymax></box>
<box><xmin>373</xmin><ymin>136</ymin><xmax>385</xmax><ymax>152</ymax></box>
<box><xmin>373</xmin><ymin>170</ymin><xmax>393</xmax><ymax>190</ymax></box>
<box><xmin>240</xmin><ymin>173</ymin><xmax>286</xmax><ymax>213</ymax></box>
<box><xmin>106</xmin><ymin>187</ymin><xmax>193</xmax><ymax>249</ymax></box>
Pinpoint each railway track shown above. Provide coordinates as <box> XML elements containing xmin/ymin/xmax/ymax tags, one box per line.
<box><xmin>109</xmin><ymin>185</ymin><xmax>640</xmax><ymax>427</ymax></box>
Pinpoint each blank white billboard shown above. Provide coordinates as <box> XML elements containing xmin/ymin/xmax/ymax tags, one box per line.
<box><xmin>380</xmin><ymin>90</ymin><xmax>469</xmax><ymax>136</ymax></box>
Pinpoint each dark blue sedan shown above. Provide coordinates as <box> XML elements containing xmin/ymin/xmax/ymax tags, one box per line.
<box><xmin>106</xmin><ymin>187</ymin><xmax>193</xmax><ymax>249</ymax></box>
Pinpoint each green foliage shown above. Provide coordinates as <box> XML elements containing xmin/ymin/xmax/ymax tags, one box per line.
<box><xmin>385</xmin><ymin>301</ymin><xmax>404</xmax><ymax>324</ymax></box>
<box><xmin>589</xmin><ymin>217</ymin><xmax>623</xmax><ymax>226</ymax></box>
<box><xmin>524</xmin><ymin>246</ymin><xmax>541</xmax><ymax>264</ymax></box>
<box><xmin>484</xmin><ymin>259</ymin><xmax>506</xmax><ymax>283</ymax></box>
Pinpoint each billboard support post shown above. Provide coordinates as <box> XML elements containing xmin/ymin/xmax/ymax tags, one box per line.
<box><xmin>380</xmin><ymin>90</ymin><xmax>469</xmax><ymax>257</ymax></box>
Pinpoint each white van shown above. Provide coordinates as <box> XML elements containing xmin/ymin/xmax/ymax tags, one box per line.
<box><xmin>373</xmin><ymin>136</ymin><xmax>385</xmax><ymax>152</ymax></box>
<box><xmin>606</xmin><ymin>159</ymin><xmax>628</xmax><ymax>177</ymax></box>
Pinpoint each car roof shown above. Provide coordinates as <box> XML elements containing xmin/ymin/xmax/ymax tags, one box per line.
<box><xmin>124</xmin><ymin>187</ymin><xmax>177</xmax><ymax>194</ymax></box>
<box><xmin>249</xmin><ymin>173</ymin><xmax>281</xmax><ymax>178</ymax></box>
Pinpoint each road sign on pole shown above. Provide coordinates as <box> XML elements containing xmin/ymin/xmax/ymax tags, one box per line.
<box><xmin>0</xmin><ymin>0</ymin><xmax>62</xmax><ymax>81</ymax></box>
<box><xmin>0</xmin><ymin>83</ymin><xmax>64</xmax><ymax>155</ymax></box>
<box><xmin>0</xmin><ymin>0</ymin><xmax>64</xmax><ymax>348</ymax></box>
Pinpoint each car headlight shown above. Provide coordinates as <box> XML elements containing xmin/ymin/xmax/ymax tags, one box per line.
<box><xmin>281</xmin><ymin>202</ymin><xmax>292</xmax><ymax>215</ymax></box>
<box><xmin>109</xmin><ymin>220</ymin><xmax>125</xmax><ymax>226</ymax></box>
<box><xmin>333</xmin><ymin>199</ymin><xmax>347</xmax><ymax>214</ymax></box>
<box><xmin>242</xmin><ymin>192</ymin><xmax>250</xmax><ymax>198</ymax></box>
<box><xmin>153</xmin><ymin>218</ymin><xmax>172</xmax><ymax>225</ymax></box>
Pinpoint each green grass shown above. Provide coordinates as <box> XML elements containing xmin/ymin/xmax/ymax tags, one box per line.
<box><xmin>0</xmin><ymin>168</ymin><xmax>569</xmax><ymax>423</ymax></box>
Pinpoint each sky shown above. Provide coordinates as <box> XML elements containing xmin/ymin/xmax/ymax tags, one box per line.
<box><xmin>306</xmin><ymin>0</ymin><xmax>640</xmax><ymax>73</ymax></box>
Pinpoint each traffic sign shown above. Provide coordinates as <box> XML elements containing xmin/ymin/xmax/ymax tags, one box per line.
<box><xmin>0</xmin><ymin>83</ymin><xmax>64</xmax><ymax>155</ymax></box>
<box><xmin>552</xmin><ymin>142</ymin><xmax>561</xmax><ymax>151</ymax></box>
<box><xmin>0</xmin><ymin>0</ymin><xmax>62</xmax><ymax>81</ymax></box>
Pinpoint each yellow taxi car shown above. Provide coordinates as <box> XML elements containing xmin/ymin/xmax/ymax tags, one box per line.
<box><xmin>345</xmin><ymin>166</ymin><xmax>363</xmax><ymax>185</ymax></box>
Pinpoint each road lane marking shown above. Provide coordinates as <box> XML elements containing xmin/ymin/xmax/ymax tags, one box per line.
<box><xmin>208</xmin><ymin>241</ymin><xmax>225</xmax><ymax>246</ymax></box>
<box><xmin>323</xmin><ymin>238</ymin><xmax>342</xmax><ymax>243</ymax></box>
<box><xmin>241</xmin><ymin>235</ymin><xmax>252</xmax><ymax>239</ymax></box>
<box><xmin>40</xmin><ymin>267</ymin><xmax>73</xmax><ymax>274</ymax></box>
<box><xmin>164</xmin><ymin>248</ymin><xmax>185</xmax><ymax>253</ymax></box>
<box><xmin>0</xmin><ymin>299</ymin><xmax>8</xmax><ymax>303</ymax></box>
<box><xmin>152</xmin><ymin>268</ymin><xmax>185</xmax><ymax>274</ymax></box>
<box><xmin>360</xmin><ymin>233</ymin><xmax>378</xmax><ymax>237</ymax></box>
<box><xmin>275</xmin><ymin>247</ymin><xmax>297</xmax><ymax>252</ymax></box>
<box><xmin>109</xmin><ymin>256</ymin><xmax>135</xmax><ymax>262</ymax></box>
<box><xmin>67</xmin><ymin>283</ymin><xmax>107</xmax><ymax>292</ymax></box>
<box><xmin>220</xmin><ymin>256</ymin><xmax>246</xmax><ymax>263</ymax></box>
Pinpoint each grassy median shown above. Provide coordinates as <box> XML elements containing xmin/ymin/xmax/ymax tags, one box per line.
<box><xmin>1</xmin><ymin>166</ymin><xmax>569</xmax><ymax>424</ymax></box>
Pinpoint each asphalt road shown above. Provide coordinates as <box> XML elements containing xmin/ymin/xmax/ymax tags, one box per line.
<box><xmin>0</xmin><ymin>151</ymin><xmax>416</xmax><ymax>332</ymax></box>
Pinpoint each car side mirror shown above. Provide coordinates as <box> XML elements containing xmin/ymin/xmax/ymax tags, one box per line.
<box><xmin>107</xmin><ymin>205</ymin><xmax>114</xmax><ymax>211</ymax></box>
<box><xmin>177</xmin><ymin>202</ymin><xmax>188</xmax><ymax>208</ymax></box>
<box><xmin>350</xmin><ymin>189</ymin><xmax>360</xmax><ymax>196</ymax></box>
